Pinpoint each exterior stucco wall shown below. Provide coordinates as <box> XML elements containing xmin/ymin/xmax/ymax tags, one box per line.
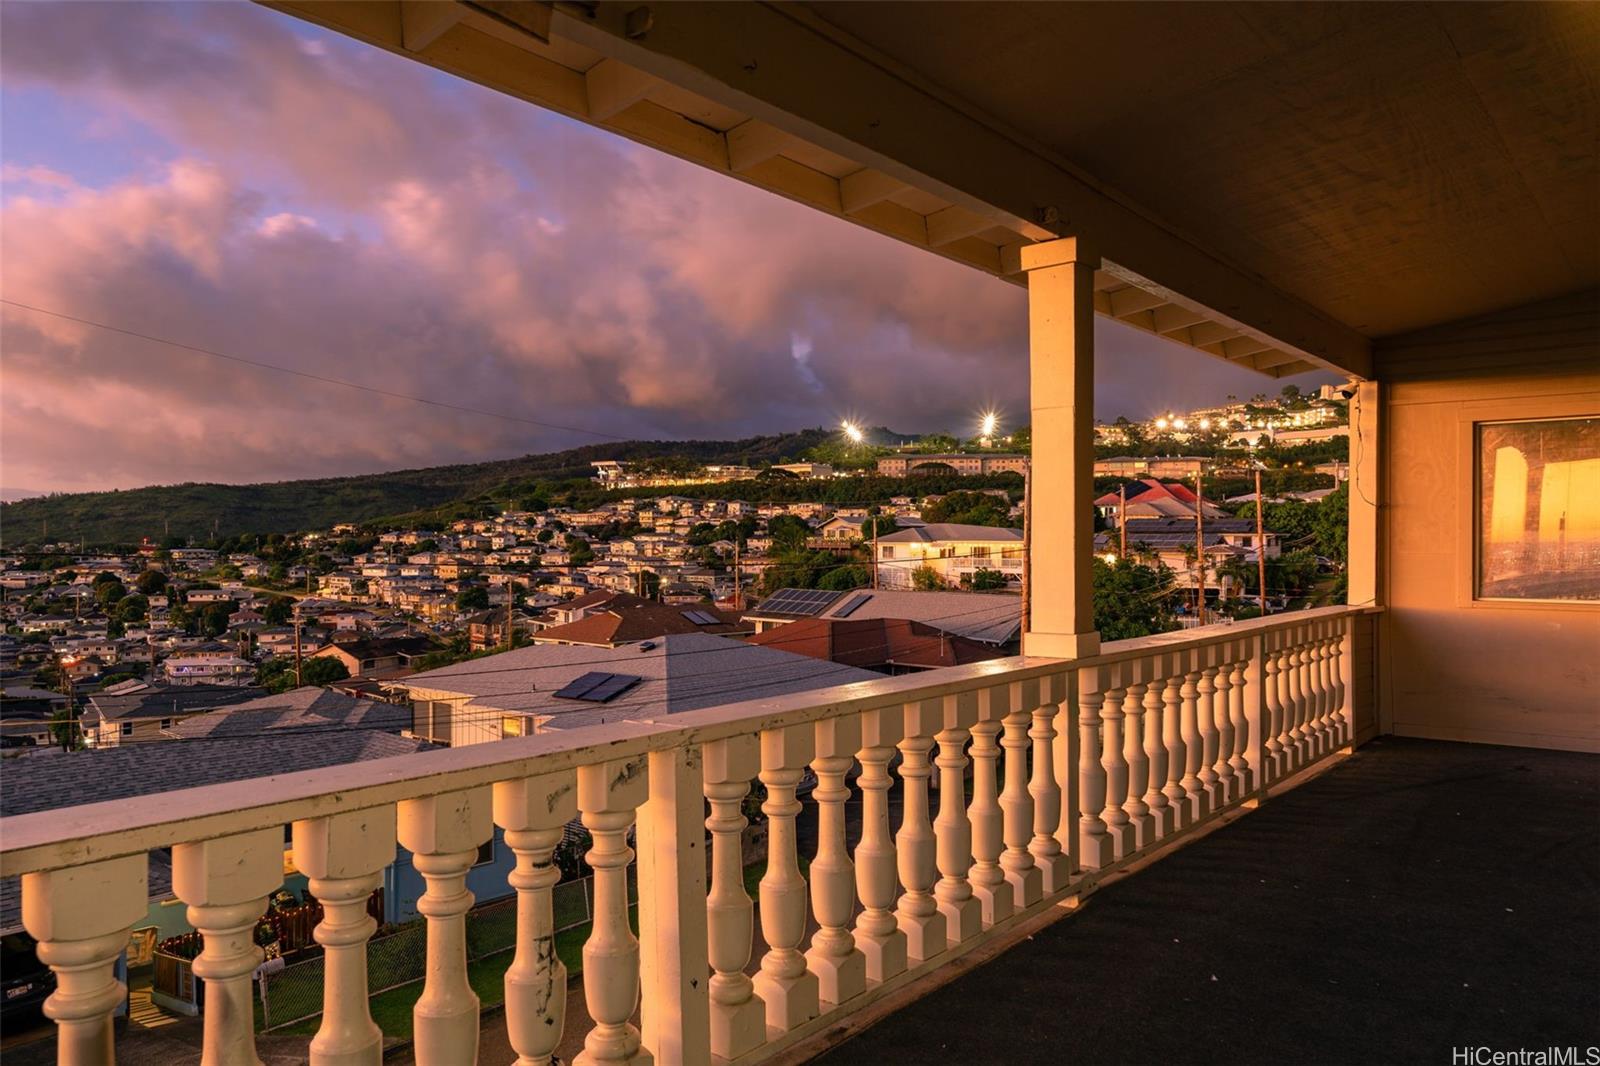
<box><xmin>1375</xmin><ymin>291</ymin><xmax>1600</xmax><ymax>752</ymax></box>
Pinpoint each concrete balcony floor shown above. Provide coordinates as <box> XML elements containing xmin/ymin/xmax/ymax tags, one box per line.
<box><xmin>814</xmin><ymin>737</ymin><xmax>1600</xmax><ymax>1065</ymax></box>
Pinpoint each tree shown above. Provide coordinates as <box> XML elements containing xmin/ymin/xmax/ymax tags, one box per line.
<box><xmin>1310</xmin><ymin>482</ymin><xmax>1350</xmax><ymax>564</ymax></box>
<box><xmin>862</xmin><ymin>514</ymin><xmax>900</xmax><ymax>539</ymax></box>
<box><xmin>637</xmin><ymin>570</ymin><xmax>662</xmax><ymax>598</ymax></box>
<box><xmin>260</xmin><ymin>655</ymin><xmax>350</xmax><ymax>694</ymax></box>
<box><xmin>135</xmin><ymin>569</ymin><xmax>168</xmax><ymax>595</ymax></box>
<box><xmin>766</xmin><ymin>514</ymin><xmax>811</xmax><ymax>552</ymax></box>
<box><xmin>1091</xmin><ymin>556</ymin><xmax>1177</xmax><ymax>640</ymax></box>
<box><xmin>262</xmin><ymin>596</ymin><xmax>294</xmax><ymax>625</ymax></box>
<box><xmin>968</xmin><ymin>568</ymin><xmax>1008</xmax><ymax>591</ymax></box>
<box><xmin>415</xmin><ymin>539</ymin><xmax>439</xmax><ymax>554</ymax></box>
<box><xmin>197</xmin><ymin>601</ymin><xmax>234</xmax><ymax>638</ymax></box>
<box><xmin>921</xmin><ymin>491</ymin><xmax>1014</xmax><ymax>528</ymax></box>
<box><xmin>911</xmin><ymin>565</ymin><xmax>946</xmax><ymax>591</ymax></box>
<box><xmin>115</xmin><ymin>594</ymin><xmax>148</xmax><ymax>623</ymax></box>
<box><xmin>95</xmin><ymin>580</ymin><xmax>128</xmax><ymax>609</ymax></box>
<box><xmin>536</xmin><ymin>529</ymin><xmax>554</xmax><ymax>544</ymax></box>
<box><xmin>818</xmin><ymin>564</ymin><xmax>871</xmax><ymax>591</ymax></box>
<box><xmin>456</xmin><ymin>586</ymin><xmax>490</xmax><ymax>611</ymax></box>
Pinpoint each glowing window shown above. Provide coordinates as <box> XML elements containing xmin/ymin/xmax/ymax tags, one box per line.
<box><xmin>1477</xmin><ymin>417</ymin><xmax>1600</xmax><ymax>601</ymax></box>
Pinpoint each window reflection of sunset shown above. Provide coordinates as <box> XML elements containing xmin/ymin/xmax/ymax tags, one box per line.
<box><xmin>1539</xmin><ymin>458</ymin><xmax>1600</xmax><ymax>544</ymax></box>
<box><xmin>1487</xmin><ymin>446</ymin><xmax>1528</xmax><ymax>545</ymax></box>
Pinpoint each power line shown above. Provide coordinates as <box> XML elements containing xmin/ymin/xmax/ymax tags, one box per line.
<box><xmin>0</xmin><ymin>298</ymin><xmax>634</xmax><ymax>441</ymax></box>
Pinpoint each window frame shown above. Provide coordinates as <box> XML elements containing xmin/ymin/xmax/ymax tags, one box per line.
<box><xmin>1472</xmin><ymin>413</ymin><xmax>1600</xmax><ymax>606</ymax></box>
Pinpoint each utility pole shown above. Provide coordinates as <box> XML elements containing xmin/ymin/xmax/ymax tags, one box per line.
<box><xmin>293</xmin><ymin>620</ymin><xmax>303</xmax><ymax>688</ymax></box>
<box><xmin>1118</xmin><ymin>484</ymin><xmax>1128</xmax><ymax>558</ymax></box>
<box><xmin>733</xmin><ymin>538</ymin><xmax>743</xmax><ymax>609</ymax></box>
<box><xmin>1255</xmin><ymin>467</ymin><xmax>1269</xmax><ymax>616</ymax></box>
<box><xmin>504</xmin><ymin>581</ymin><xmax>514</xmax><ymax>650</ymax></box>
<box><xmin>1194</xmin><ymin>470</ymin><xmax>1206</xmax><ymax>624</ymax></box>
<box><xmin>871</xmin><ymin>519</ymin><xmax>879</xmax><ymax>590</ymax></box>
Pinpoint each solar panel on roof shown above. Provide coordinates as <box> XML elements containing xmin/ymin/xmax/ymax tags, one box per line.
<box><xmin>758</xmin><ymin>588</ymin><xmax>842</xmax><ymax>617</ymax></box>
<box><xmin>553</xmin><ymin>672</ymin><xmax>611</xmax><ymax>700</ymax></box>
<box><xmin>553</xmin><ymin>671</ymin><xmax>643</xmax><ymax>702</ymax></box>
<box><xmin>832</xmin><ymin>592</ymin><xmax>873</xmax><ymax>618</ymax></box>
<box><xmin>681</xmin><ymin>609</ymin><xmax>720</xmax><ymax>625</ymax></box>
<box><xmin>583</xmin><ymin>674</ymin><xmax>642</xmax><ymax>702</ymax></box>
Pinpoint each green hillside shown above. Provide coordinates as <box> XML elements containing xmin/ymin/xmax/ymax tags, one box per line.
<box><xmin>1</xmin><ymin>430</ymin><xmax>837</xmax><ymax>547</ymax></box>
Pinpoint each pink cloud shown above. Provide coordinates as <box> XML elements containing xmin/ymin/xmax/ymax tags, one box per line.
<box><xmin>0</xmin><ymin>2</ymin><xmax>1324</xmax><ymax>494</ymax></box>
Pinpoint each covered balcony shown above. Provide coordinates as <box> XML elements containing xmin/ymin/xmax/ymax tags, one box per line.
<box><xmin>3</xmin><ymin>3</ymin><xmax>1595</xmax><ymax>1065</ymax></box>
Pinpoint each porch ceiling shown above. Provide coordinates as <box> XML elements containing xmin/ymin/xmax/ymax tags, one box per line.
<box><xmin>265</xmin><ymin>2</ymin><xmax>1598</xmax><ymax>380</ymax></box>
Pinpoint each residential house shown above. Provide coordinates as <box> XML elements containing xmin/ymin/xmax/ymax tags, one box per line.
<box><xmin>311</xmin><ymin>636</ymin><xmax>437</xmax><ymax>679</ymax></box>
<box><xmin>743</xmin><ymin>587</ymin><xmax>1022</xmax><ymax>647</ymax></box>
<box><xmin>873</xmin><ymin>523</ymin><xmax>1025</xmax><ymax>589</ymax></box>
<box><xmin>81</xmin><ymin>683</ymin><xmax>265</xmax><ymax>747</ymax></box>
<box><xmin>745</xmin><ymin>616</ymin><xmax>1003</xmax><ymax>673</ymax></box>
<box><xmin>531</xmin><ymin>596</ymin><xmax>750</xmax><ymax>648</ymax></box>
<box><xmin>404</xmin><ymin>633</ymin><xmax>880</xmax><ymax>747</ymax></box>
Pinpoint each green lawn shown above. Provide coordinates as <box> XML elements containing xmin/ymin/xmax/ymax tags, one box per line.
<box><xmin>266</xmin><ymin>852</ymin><xmax>797</xmax><ymax>1042</ymax></box>
<box><xmin>268</xmin><ymin>905</ymin><xmax>639</xmax><ymax>1040</ymax></box>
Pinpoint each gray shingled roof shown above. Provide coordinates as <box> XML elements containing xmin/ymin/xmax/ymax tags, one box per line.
<box><xmin>746</xmin><ymin>589</ymin><xmax>1022</xmax><ymax>646</ymax></box>
<box><xmin>406</xmin><ymin>632</ymin><xmax>882</xmax><ymax>729</ymax></box>
<box><xmin>167</xmin><ymin>687</ymin><xmax>410</xmax><ymax>739</ymax></box>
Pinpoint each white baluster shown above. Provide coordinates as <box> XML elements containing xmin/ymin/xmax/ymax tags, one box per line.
<box><xmin>1120</xmin><ymin>679</ymin><xmax>1154</xmax><ymax>850</ymax></box>
<box><xmin>754</xmin><ymin>724</ymin><xmax>819</xmax><ymax>1031</ymax></box>
<box><xmin>399</xmin><ymin>788</ymin><xmax>492</xmax><ymax>1064</ymax></box>
<box><xmin>1317</xmin><ymin>629</ymin><xmax>1339</xmax><ymax>754</ymax></box>
<box><xmin>808</xmin><ymin>714</ymin><xmax>866</xmax><ymax>1007</ymax></box>
<box><xmin>998</xmin><ymin>696</ymin><xmax>1042</xmax><ymax>906</ymax></box>
<box><xmin>1210</xmin><ymin>659</ymin><xmax>1236</xmax><ymax>807</ymax></box>
<box><xmin>1263</xmin><ymin>641</ymin><xmax>1287</xmax><ymax>783</ymax></box>
<box><xmin>494</xmin><ymin>771</ymin><xmax>578</xmax><ymax>1066</ymax></box>
<box><xmin>1280</xmin><ymin>640</ymin><xmax>1305</xmax><ymax>765</ymax></box>
<box><xmin>1161</xmin><ymin>673</ymin><xmax>1191</xmax><ymax>829</ymax></box>
<box><xmin>22</xmin><ymin>854</ymin><xmax>147</xmax><ymax>1066</ymax></box>
<box><xmin>1229</xmin><ymin>655</ymin><xmax>1253</xmax><ymax>795</ymax></box>
<box><xmin>1334</xmin><ymin>619</ymin><xmax>1353</xmax><ymax>746</ymax></box>
<box><xmin>1140</xmin><ymin>669</ymin><xmax>1175</xmax><ymax>839</ymax></box>
<box><xmin>577</xmin><ymin>756</ymin><xmax>652</xmax><ymax>1065</ymax></box>
<box><xmin>174</xmin><ymin>828</ymin><xmax>284</xmax><ymax>1066</ymax></box>
<box><xmin>933</xmin><ymin>692</ymin><xmax>982</xmax><ymax>943</ymax></box>
<box><xmin>1024</xmin><ymin>692</ymin><xmax>1071</xmax><ymax>888</ymax></box>
<box><xmin>968</xmin><ymin>685</ymin><xmax>1014</xmax><ymax>927</ymax></box>
<box><xmin>295</xmin><ymin>806</ymin><xmax>396</xmax><ymax>1066</ymax></box>
<box><xmin>700</xmin><ymin>737</ymin><xmax>765</xmax><ymax>1058</ymax></box>
<box><xmin>1196</xmin><ymin>664</ymin><xmax>1223</xmax><ymax>810</ymax></box>
<box><xmin>1180</xmin><ymin>670</ymin><xmax>1209</xmax><ymax>822</ymax></box>
<box><xmin>897</xmin><ymin>699</ymin><xmax>946</xmax><ymax>961</ymax></box>
<box><xmin>1094</xmin><ymin>683</ymin><xmax>1131</xmax><ymax>858</ymax></box>
<box><xmin>853</xmin><ymin>706</ymin><xmax>908</xmax><ymax>983</ymax></box>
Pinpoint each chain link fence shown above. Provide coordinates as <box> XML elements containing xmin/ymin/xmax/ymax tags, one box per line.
<box><xmin>259</xmin><ymin>875</ymin><xmax>622</xmax><ymax>1032</ymax></box>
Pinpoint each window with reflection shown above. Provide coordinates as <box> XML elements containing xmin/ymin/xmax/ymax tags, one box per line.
<box><xmin>1477</xmin><ymin>417</ymin><xmax>1600</xmax><ymax>601</ymax></box>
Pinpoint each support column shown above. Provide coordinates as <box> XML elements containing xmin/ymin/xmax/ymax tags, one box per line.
<box><xmin>1021</xmin><ymin>237</ymin><xmax>1101</xmax><ymax>659</ymax></box>
<box><xmin>753</xmin><ymin>724</ymin><xmax>819</xmax><ymax>1032</ymax></box>
<box><xmin>1120</xmin><ymin>680</ymin><xmax>1154</xmax><ymax>849</ymax></box>
<box><xmin>399</xmin><ymin>788</ymin><xmax>492</xmax><ymax>1065</ymax></box>
<box><xmin>1161</xmin><ymin>672</ymin><xmax>1191</xmax><ymax>828</ymax></box>
<box><xmin>807</xmin><ymin>714</ymin><xmax>866</xmax><ymax>1007</ymax></box>
<box><xmin>1347</xmin><ymin>380</ymin><xmax>1382</xmax><ymax>610</ymax></box>
<box><xmin>637</xmin><ymin>746</ymin><xmax>710</xmax><ymax>1066</ymax></box>
<box><xmin>700</xmin><ymin>737</ymin><xmax>763</xmax><ymax>1059</ymax></box>
<box><xmin>173</xmin><ymin>827</ymin><xmax>284</xmax><ymax>1066</ymax></box>
<box><xmin>997</xmin><ymin>700</ymin><xmax>1041</xmax><ymax>908</ymax></box>
<box><xmin>22</xmin><ymin>853</ymin><xmax>148</xmax><ymax>1066</ymax></box>
<box><xmin>852</xmin><ymin>706</ymin><xmax>908</xmax><ymax>983</ymax></box>
<box><xmin>494</xmin><ymin>770</ymin><xmax>578</xmax><ymax>1066</ymax></box>
<box><xmin>294</xmin><ymin>805</ymin><xmax>397</xmax><ymax>1066</ymax></box>
<box><xmin>577</xmin><ymin>755</ymin><xmax>652</xmax><ymax>1066</ymax></box>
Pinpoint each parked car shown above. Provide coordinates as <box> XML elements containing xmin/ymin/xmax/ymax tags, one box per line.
<box><xmin>0</xmin><ymin>932</ymin><xmax>54</xmax><ymax>1030</ymax></box>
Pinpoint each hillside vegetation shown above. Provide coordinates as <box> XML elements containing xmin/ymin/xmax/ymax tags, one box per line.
<box><xmin>1</xmin><ymin>430</ymin><xmax>837</xmax><ymax>546</ymax></box>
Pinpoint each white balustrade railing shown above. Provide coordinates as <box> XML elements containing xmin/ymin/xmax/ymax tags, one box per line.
<box><xmin>1</xmin><ymin>606</ymin><xmax>1375</xmax><ymax>1066</ymax></box>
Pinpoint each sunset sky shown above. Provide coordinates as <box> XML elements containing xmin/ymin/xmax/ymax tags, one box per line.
<box><xmin>0</xmin><ymin>2</ymin><xmax>1334</xmax><ymax>496</ymax></box>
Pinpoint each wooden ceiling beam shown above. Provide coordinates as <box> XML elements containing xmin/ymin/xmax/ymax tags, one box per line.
<box><xmin>839</xmin><ymin>168</ymin><xmax>908</xmax><ymax>215</ymax></box>
<box><xmin>727</xmin><ymin>120</ymin><xmax>799</xmax><ymax>173</ymax></box>
<box><xmin>585</xmin><ymin>57</ymin><xmax>658</xmax><ymax>121</ymax></box>
<box><xmin>400</xmin><ymin>0</ymin><xmax>465</xmax><ymax>52</ymax></box>
<box><xmin>553</xmin><ymin>1</ymin><xmax>1371</xmax><ymax>377</ymax></box>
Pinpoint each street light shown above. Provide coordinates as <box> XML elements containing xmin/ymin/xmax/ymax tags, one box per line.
<box><xmin>980</xmin><ymin>411</ymin><xmax>999</xmax><ymax>439</ymax></box>
<box><xmin>841</xmin><ymin>420</ymin><xmax>865</xmax><ymax>445</ymax></box>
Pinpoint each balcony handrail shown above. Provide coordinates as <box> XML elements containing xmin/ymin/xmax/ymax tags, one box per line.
<box><xmin>0</xmin><ymin>604</ymin><xmax>1377</xmax><ymax>879</ymax></box>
